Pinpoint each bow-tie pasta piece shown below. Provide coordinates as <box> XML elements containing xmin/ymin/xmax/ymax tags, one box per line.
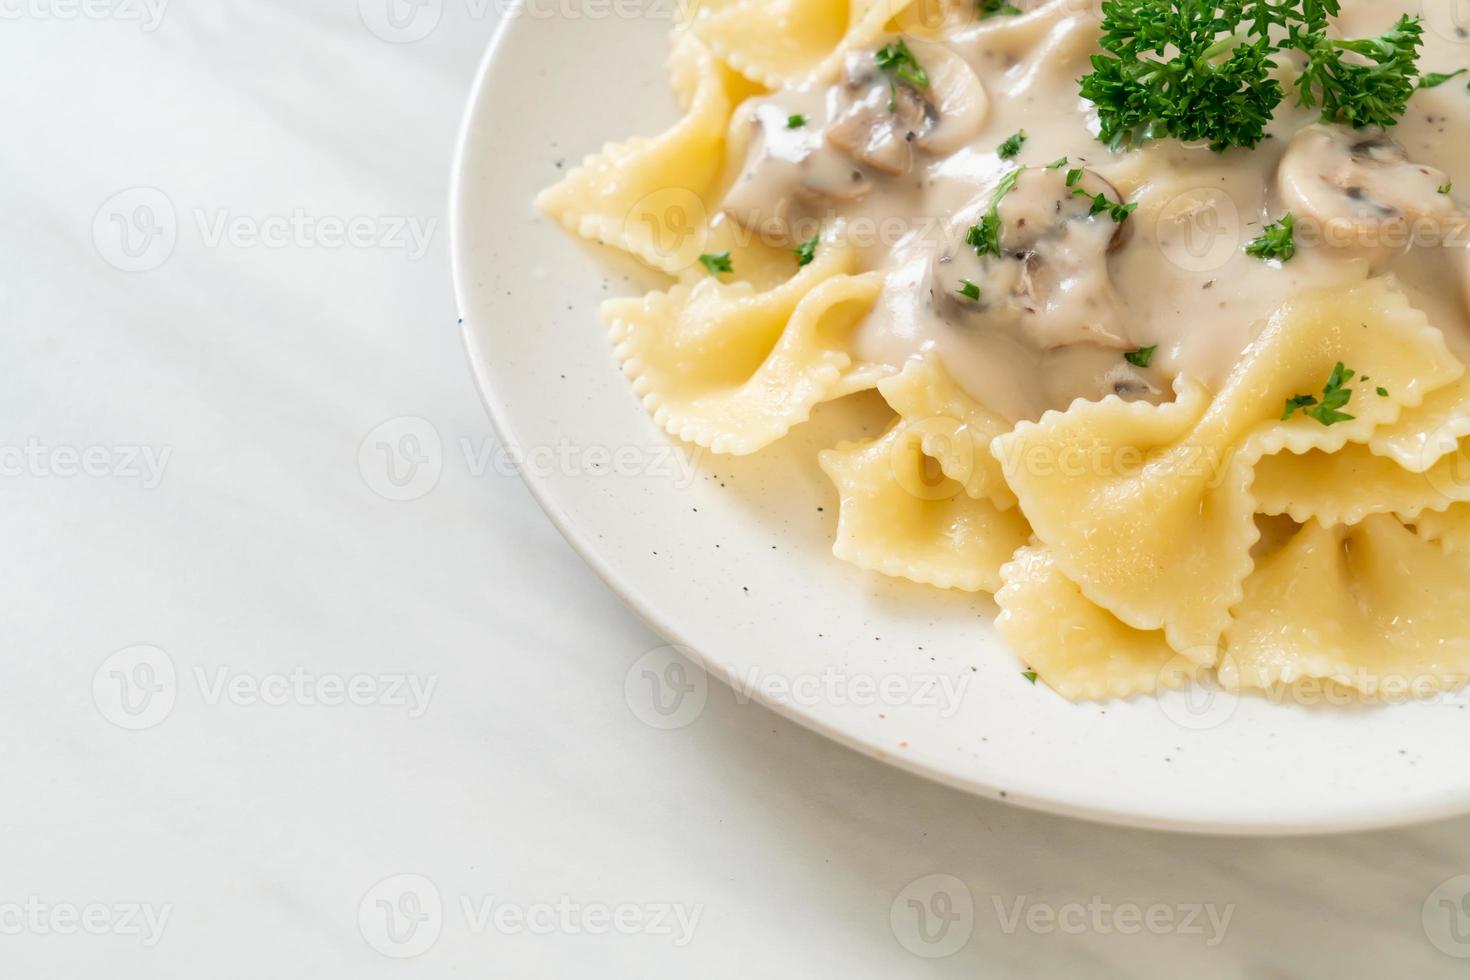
<box><xmin>536</xmin><ymin>37</ymin><xmax>756</xmax><ymax>275</ymax></box>
<box><xmin>818</xmin><ymin>418</ymin><xmax>1030</xmax><ymax>593</ymax></box>
<box><xmin>1413</xmin><ymin>504</ymin><xmax>1470</xmax><ymax>557</ymax></box>
<box><xmin>992</xmin><ymin>278</ymin><xmax>1463</xmax><ymax>657</ymax></box>
<box><xmin>876</xmin><ymin>353</ymin><xmax>1017</xmax><ymax>510</ymax></box>
<box><xmin>605</xmin><ymin>240</ymin><xmax>886</xmax><ymax>454</ymax></box>
<box><xmin>695</xmin><ymin>0</ymin><xmax>916</xmax><ymax>90</ymax></box>
<box><xmin>1252</xmin><ymin>372</ymin><xmax>1470</xmax><ymax>525</ymax></box>
<box><xmin>995</xmin><ymin>547</ymin><xmax>1205</xmax><ymax>701</ymax></box>
<box><xmin>1219</xmin><ymin>516</ymin><xmax>1470</xmax><ymax>695</ymax></box>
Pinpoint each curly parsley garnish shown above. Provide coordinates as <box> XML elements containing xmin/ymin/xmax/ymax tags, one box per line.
<box><xmin>698</xmin><ymin>252</ymin><xmax>733</xmax><ymax>276</ymax></box>
<box><xmin>1124</xmin><ymin>345</ymin><xmax>1157</xmax><ymax>368</ymax></box>
<box><xmin>1245</xmin><ymin>214</ymin><xmax>1296</xmax><ymax>262</ymax></box>
<box><xmin>793</xmin><ymin>234</ymin><xmax>819</xmax><ymax>267</ymax></box>
<box><xmin>1080</xmin><ymin>2</ymin><xmax>1426</xmax><ymax>152</ymax></box>
<box><xmin>875</xmin><ymin>40</ymin><xmax>929</xmax><ymax>90</ymax></box>
<box><xmin>1283</xmin><ymin>361</ymin><xmax>1356</xmax><ymax>426</ymax></box>
<box><xmin>997</xmin><ymin>130</ymin><xmax>1027</xmax><ymax>159</ymax></box>
<box><xmin>965</xmin><ymin>168</ymin><xmax>1023</xmax><ymax>258</ymax></box>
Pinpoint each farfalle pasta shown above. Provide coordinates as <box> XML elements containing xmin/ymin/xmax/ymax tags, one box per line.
<box><xmin>538</xmin><ymin>0</ymin><xmax>1470</xmax><ymax>701</ymax></box>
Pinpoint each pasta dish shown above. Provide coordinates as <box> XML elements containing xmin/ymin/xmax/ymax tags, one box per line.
<box><xmin>536</xmin><ymin>0</ymin><xmax>1470</xmax><ymax>701</ymax></box>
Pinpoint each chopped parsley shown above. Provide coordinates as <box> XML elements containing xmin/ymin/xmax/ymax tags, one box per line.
<box><xmin>1377</xmin><ymin>386</ymin><xmax>1389</xmax><ymax>397</ymax></box>
<box><xmin>965</xmin><ymin>168</ymin><xmax>1023</xmax><ymax>258</ymax></box>
<box><xmin>1245</xmin><ymin>214</ymin><xmax>1296</xmax><ymax>262</ymax></box>
<box><xmin>1418</xmin><ymin>68</ymin><xmax>1467</xmax><ymax>89</ymax></box>
<box><xmin>793</xmin><ymin>234</ymin><xmax>819</xmax><ymax>267</ymax></box>
<box><xmin>698</xmin><ymin>251</ymin><xmax>733</xmax><ymax>276</ymax></box>
<box><xmin>1022</xmin><ymin>670</ymin><xmax>1038</xmax><ymax>684</ymax></box>
<box><xmin>875</xmin><ymin>39</ymin><xmax>929</xmax><ymax>90</ymax></box>
<box><xmin>979</xmin><ymin>0</ymin><xmax>1021</xmax><ymax>17</ymax></box>
<box><xmin>997</xmin><ymin>130</ymin><xmax>1027</xmax><ymax>159</ymax></box>
<box><xmin>1064</xmin><ymin>168</ymin><xmax>1083</xmax><ymax>187</ymax></box>
<box><xmin>1440</xmin><ymin>182</ymin><xmax>1454</xmax><ymax>195</ymax></box>
<box><xmin>786</xmin><ymin>114</ymin><xmax>807</xmax><ymax>129</ymax></box>
<box><xmin>957</xmin><ymin>279</ymin><xmax>982</xmax><ymax>301</ymax></box>
<box><xmin>1079</xmin><ymin>4</ymin><xmax>1426</xmax><ymax>152</ymax></box>
<box><xmin>1283</xmin><ymin>362</ymin><xmax>1357</xmax><ymax>426</ymax></box>
<box><xmin>1124</xmin><ymin>345</ymin><xmax>1157</xmax><ymax>368</ymax></box>
<box><xmin>1046</xmin><ymin>156</ymin><xmax>1069</xmax><ymax>169</ymax></box>
<box><xmin>1073</xmin><ymin>188</ymin><xmax>1137</xmax><ymax>222</ymax></box>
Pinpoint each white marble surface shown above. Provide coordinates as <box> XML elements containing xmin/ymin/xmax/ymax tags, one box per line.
<box><xmin>6</xmin><ymin>1</ymin><xmax>1470</xmax><ymax>975</ymax></box>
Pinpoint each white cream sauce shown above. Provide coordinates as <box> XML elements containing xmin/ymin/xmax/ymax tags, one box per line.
<box><xmin>718</xmin><ymin>0</ymin><xmax>1470</xmax><ymax>421</ymax></box>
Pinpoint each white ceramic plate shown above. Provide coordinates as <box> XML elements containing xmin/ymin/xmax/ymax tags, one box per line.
<box><xmin>450</xmin><ymin>8</ymin><xmax>1470</xmax><ymax>834</ymax></box>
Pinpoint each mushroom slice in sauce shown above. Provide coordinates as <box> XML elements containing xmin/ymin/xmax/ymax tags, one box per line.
<box><xmin>826</xmin><ymin>38</ymin><xmax>988</xmax><ymax>175</ymax></box>
<box><xmin>720</xmin><ymin>101</ymin><xmax>872</xmax><ymax>244</ymax></box>
<box><xmin>934</xmin><ymin>166</ymin><xmax>1132</xmax><ymax>351</ymax></box>
<box><xmin>1277</xmin><ymin>124</ymin><xmax>1465</xmax><ymax>266</ymax></box>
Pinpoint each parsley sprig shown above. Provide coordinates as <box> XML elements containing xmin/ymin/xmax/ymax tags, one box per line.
<box><xmin>1080</xmin><ymin>2</ymin><xmax>1426</xmax><ymax>152</ymax></box>
<box><xmin>1245</xmin><ymin>213</ymin><xmax>1296</xmax><ymax>261</ymax></box>
<box><xmin>875</xmin><ymin>40</ymin><xmax>929</xmax><ymax>90</ymax></box>
<box><xmin>965</xmin><ymin>168</ymin><xmax>1023</xmax><ymax>258</ymax></box>
<box><xmin>1283</xmin><ymin>361</ymin><xmax>1356</xmax><ymax>426</ymax></box>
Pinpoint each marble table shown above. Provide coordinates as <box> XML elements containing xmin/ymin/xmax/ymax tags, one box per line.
<box><xmin>5</xmin><ymin>1</ymin><xmax>1470</xmax><ymax>975</ymax></box>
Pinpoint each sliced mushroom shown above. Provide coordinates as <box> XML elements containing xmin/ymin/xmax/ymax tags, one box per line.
<box><xmin>826</xmin><ymin>38</ymin><xmax>987</xmax><ymax>176</ymax></box>
<box><xmin>1277</xmin><ymin>124</ymin><xmax>1465</xmax><ymax>266</ymax></box>
<box><xmin>720</xmin><ymin>100</ymin><xmax>872</xmax><ymax>243</ymax></box>
<box><xmin>933</xmin><ymin>166</ymin><xmax>1132</xmax><ymax>350</ymax></box>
